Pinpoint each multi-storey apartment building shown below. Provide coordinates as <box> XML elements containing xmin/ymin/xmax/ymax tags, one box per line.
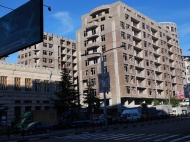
<box><xmin>0</xmin><ymin>62</ymin><xmax>61</xmax><ymax>126</ymax></box>
<box><xmin>77</xmin><ymin>1</ymin><xmax>185</xmax><ymax>112</ymax></box>
<box><xmin>17</xmin><ymin>32</ymin><xmax>77</xmax><ymax>84</ymax></box>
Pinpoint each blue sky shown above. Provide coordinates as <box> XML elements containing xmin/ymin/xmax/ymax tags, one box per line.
<box><xmin>0</xmin><ymin>0</ymin><xmax>190</xmax><ymax>63</ymax></box>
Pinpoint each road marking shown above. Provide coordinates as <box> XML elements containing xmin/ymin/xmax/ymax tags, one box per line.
<box><xmin>154</xmin><ymin>134</ymin><xmax>179</xmax><ymax>141</ymax></box>
<box><xmin>103</xmin><ymin>134</ymin><xmax>135</xmax><ymax>140</ymax></box>
<box><xmin>139</xmin><ymin>134</ymin><xmax>167</xmax><ymax>141</ymax></box>
<box><xmin>170</xmin><ymin>135</ymin><xmax>190</xmax><ymax>142</ymax></box>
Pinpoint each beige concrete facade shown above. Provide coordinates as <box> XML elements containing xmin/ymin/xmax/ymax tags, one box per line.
<box><xmin>0</xmin><ymin>62</ymin><xmax>61</xmax><ymax>126</ymax></box>
<box><xmin>76</xmin><ymin>1</ymin><xmax>185</xmax><ymax>111</ymax></box>
<box><xmin>183</xmin><ymin>57</ymin><xmax>190</xmax><ymax>99</ymax></box>
<box><xmin>17</xmin><ymin>32</ymin><xmax>77</xmax><ymax>84</ymax></box>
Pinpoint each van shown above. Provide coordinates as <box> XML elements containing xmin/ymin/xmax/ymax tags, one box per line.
<box><xmin>172</xmin><ymin>107</ymin><xmax>182</xmax><ymax>116</ymax></box>
<box><xmin>121</xmin><ymin>109</ymin><xmax>140</xmax><ymax>121</ymax></box>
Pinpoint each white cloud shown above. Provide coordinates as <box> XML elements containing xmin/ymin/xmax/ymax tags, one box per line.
<box><xmin>51</xmin><ymin>11</ymin><xmax>74</xmax><ymax>35</ymax></box>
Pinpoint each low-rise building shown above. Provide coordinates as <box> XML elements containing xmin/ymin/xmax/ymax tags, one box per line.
<box><xmin>0</xmin><ymin>62</ymin><xmax>61</xmax><ymax>126</ymax></box>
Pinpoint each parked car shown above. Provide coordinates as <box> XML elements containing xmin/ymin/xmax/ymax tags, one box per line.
<box><xmin>20</xmin><ymin>121</ymin><xmax>53</xmax><ymax>135</ymax></box>
<box><xmin>93</xmin><ymin>118</ymin><xmax>105</xmax><ymax>125</ymax></box>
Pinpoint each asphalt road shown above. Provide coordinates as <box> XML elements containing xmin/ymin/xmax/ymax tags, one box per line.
<box><xmin>18</xmin><ymin>119</ymin><xmax>190</xmax><ymax>142</ymax></box>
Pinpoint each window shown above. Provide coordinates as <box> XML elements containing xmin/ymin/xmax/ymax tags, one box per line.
<box><xmin>103</xmin><ymin>55</ymin><xmax>107</xmax><ymax>62</ymax></box>
<box><xmin>145</xmin><ymin>50</ymin><xmax>148</xmax><ymax>57</ymax></box>
<box><xmin>49</xmin><ymin>44</ymin><xmax>53</xmax><ymax>48</ymax></box>
<box><xmin>125</xmin><ymin>75</ymin><xmax>129</xmax><ymax>83</ymax></box>
<box><xmin>35</xmin><ymin>79</ymin><xmax>41</xmax><ymax>92</ymax></box>
<box><xmin>85</xmin><ymin>70</ymin><xmax>88</xmax><ymax>76</ymax></box>
<box><xmin>91</xmin><ymin>78</ymin><xmax>96</xmax><ymax>86</ymax></box>
<box><xmin>120</xmin><ymin>21</ymin><xmax>125</xmax><ymax>29</ymax></box>
<box><xmin>142</xmin><ymin>22</ymin><xmax>145</xmax><ymax>29</ymax></box>
<box><xmin>102</xmin><ymin>45</ymin><xmax>106</xmax><ymax>52</ymax></box>
<box><xmin>123</xmin><ymin>53</ymin><xmax>127</xmax><ymax>61</ymax></box>
<box><xmin>94</xmin><ymin>59</ymin><xmax>98</xmax><ymax>64</ymax></box>
<box><xmin>25</xmin><ymin>61</ymin><xmax>27</xmax><ymax>65</ymax></box>
<box><xmin>127</xmin><ymin>34</ymin><xmax>131</xmax><ymax>41</ymax></box>
<box><xmin>25</xmin><ymin>78</ymin><xmax>31</xmax><ymax>91</ymax></box>
<box><xmin>126</xmin><ymin>24</ymin><xmax>130</xmax><ymax>29</ymax></box>
<box><xmin>44</xmin><ymin>80</ymin><xmax>49</xmax><ymax>92</ymax></box>
<box><xmin>43</xmin><ymin>42</ymin><xmax>47</xmax><ymax>47</ymax></box>
<box><xmin>43</xmin><ymin>50</ymin><xmax>47</xmax><ymax>55</ymax></box>
<box><xmin>125</xmin><ymin>14</ymin><xmax>129</xmax><ymax>20</ymax></box>
<box><xmin>93</xmin><ymin>48</ymin><xmax>97</xmax><ymax>53</ymax></box>
<box><xmin>43</xmin><ymin>58</ymin><xmax>47</xmax><ymax>63</ymax></box>
<box><xmin>25</xmin><ymin>53</ymin><xmax>27</xmax><ymax>58</ymax></box>
<box><xmin>84</xmin><ymin>40</ymin><xmax>88</xmax><ymax>46</ymax></box>
<box><xmin>101</xmin><ymin>35</ymin><xmax>105</xmax><ymax>41</ymax></box>
<box><xmin>43</xmin><ymin>35</ymin><xmax>47</xmax><ymax>40</ymax></box>
<box><xmin>148</xmin><ymin>79</ymin><xmax>151</xmax><ymax>86</ymax></box>
<box><xmin>0</xmin><ymin>76</ymin><xmax>7</xmax><ymax>90</ymax></box>
<box><xmin>143</xmin><ymin>32</ymin><xmax>146</xmax><ymax>38</ymax></box>
<box><xmin>122</xmin><ymin>42</ymin><xmax>126</xmax><ymax>49</ymax></box>
<box><xmin>49</xmin><ymin>36</ymin><xmax>53</xmax><ymax>41</ymax></box>
<box><xmin>67</xmin><ymin>41</ymin><xmax>70</xmax><ymax>45</ymax></box>
<box><xmin>49</xmin><ymin>59</ymin><xmax>53</xmax><ymax>63</ymax></box>
<box><xmin>91</xmin><ymin>68</ymin><xmax>95</xmax><ymax>75</ymax></box>
<box><xmin>104</xmin><ymin>66</ymin><xmax>107</xmax><ymax>72</ymax></box>
<box><xmin>128</xmin><ymin>44</ymin><xmax>132</xmax><ymax>51</ymax></box>
<box><xmin>92</xmin><ymin>29</ymin><xmax>96</xmax><ymax>35</ymax></box>
<box><xmin>126</xmin><ymin>86</ymin><xmax>130</xmax><ymax>94</ymax></box>
<box><xmin>29</xmin><ymin>52</ymin><xmax>31</xmax><ymax>56</ymax></box>
<box><xmin>124</xmin><ymin>64</ymin><xmax>128</xmax><ymax>72</ymax></box>
<box><xmin>121</xmin><ymin>31</ymin><xmax>126</xmax><ymax>39</ymax></box>
<box><xmin>15</xmin><ymin>77</ymin><xmax>21</xmax><ymax>91</ymax></box>
<box><xmin>49</xmin><ymin>51</ymin><xmax>53</xmax><ymax>56</ymax></box>
<box><xmin>100</xmin><ymin>25</ymin><xmax>104</xmax><ymax>31</ymax></box>
<box><xmin>85</xmin><ymin>60</ymin><xmax>89</xmax><ymax>66</ymax></box>
<box><xmin>146</xmin><ymin>60</ymin><xmax>149</xmax><ymax>66</ymax></box>
<box><xmin>144</xmin><ymin>41</ymin><xmax>147</xmax><ymax>47</ymax></box>
<box><xmin>84</xmin><ymin>31</ymin><xmax>87</xmax><ymax>37</ymax></box>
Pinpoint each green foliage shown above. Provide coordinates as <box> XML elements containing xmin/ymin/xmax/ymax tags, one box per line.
<box><xmin>52</xmin><ymin>67</ymin><xmax>79</xmax><ymax>113</ymax></box>
<box><xmin>163</xmin><ymin>99</ymin><xmax>169</xmax><ymax>105</ymax></box>
<box><xmin>83</xmin><ymin>80</ymin><xmax>100</xmax><ymax>113</ymax></box>
<box><xmin>153</xmin><ymin>98</ymin><xmax>160</xmax><ymax>106</ymax></box>
<box><xmin>170</xmin><ymin>96</ymin><xmax>180</xmax><ymax>107</ymax></box>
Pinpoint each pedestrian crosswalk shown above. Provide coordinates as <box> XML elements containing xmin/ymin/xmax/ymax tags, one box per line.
<box><xmin>56</xmin><ymin>133</ymin><xmax>190</xmax><ymax>141</ymax></box>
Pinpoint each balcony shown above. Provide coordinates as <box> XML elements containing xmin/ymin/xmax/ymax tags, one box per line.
<box><xmin>86</xmin><ymin>42</ymin><xmax>100</xmax><ymax>50</ymax></box>
<box><xmin>86</xmin><ymin>53</ymin><xmax>100</xmax><ymax>59</ymax></box>
<box><xmin>86</xmin><ymin>32</ymin><xmax>99</xmax><ymax>39</ymax></box>
<box><xmin>86</xmin><ymin>21</ymin><xmax>98</xmax><ymax>29</ymax></box>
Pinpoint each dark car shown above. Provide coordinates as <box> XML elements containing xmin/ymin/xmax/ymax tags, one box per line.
<box><xmin>20</xmin><ymin>121</ymin><xmax>52</xmax><ymax>135</ymax></box>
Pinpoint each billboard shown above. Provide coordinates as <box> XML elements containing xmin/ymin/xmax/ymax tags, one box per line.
<box><xmin>0</xmin><ymin>0</ymin><xmax>43</xmax><ymax>58</ymax></box>
<box><xmin>175</xmin><ymin>90</ymin><xmax>185</xmax><ymax>99</ymax></box>
<box><xmin>98</xmin><ymin>72</ymin><xmax>110</xmax><ymax>93</ymax></box>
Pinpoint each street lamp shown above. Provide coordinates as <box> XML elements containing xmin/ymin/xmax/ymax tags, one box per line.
<box><xmin>81</xmin><ymin>44</ymin><xmax>125</xmax><ymax>128</ymax></box>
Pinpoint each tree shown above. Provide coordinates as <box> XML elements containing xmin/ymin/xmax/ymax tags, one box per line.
<box><xmin>170</xmin><ymin>96</ymin><xmax>180</xmax><ymax>107</ymax></box>
<box><xmin>83</xmin><ymin>80</ymin><xmax>100</xmax><ymax>115</ymax></box>
<box><xmin>51</xmin><ymin>67</ymin><xmax>78</xmax><ymax>113</ymax></box>
<box><xmin>153</xmin><ymin>98</ymin><xmax>160</xmax><ymax>106</ymax></box>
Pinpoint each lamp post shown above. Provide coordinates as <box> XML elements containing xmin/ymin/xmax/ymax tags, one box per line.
<box><xmin>49</xmin><ymin>70</ymin><xmax>52</xmax><ymax>109</ymax></box>
<box><xmin>81</xmin><ymin>45</ymin><xmax>125</xmax><ymax>128</ymax></box>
